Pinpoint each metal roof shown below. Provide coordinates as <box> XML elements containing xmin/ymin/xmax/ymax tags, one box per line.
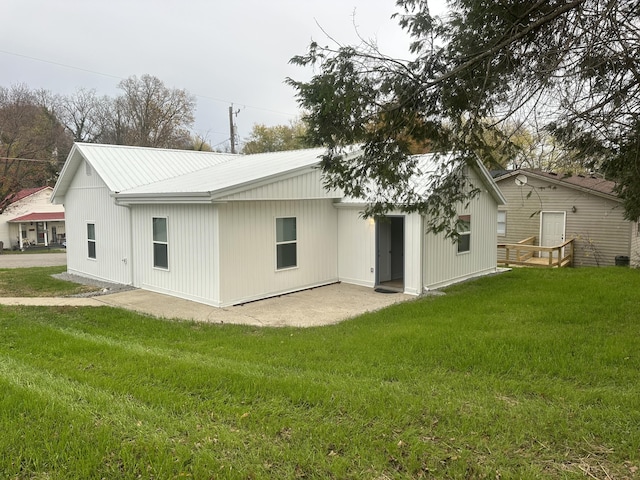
<box><xmin>52</xmin><ymin>143</ymin><xmax>239</xmax><ymax>201</ymax></box>
<box><xmin>117</xmin><ymin>147</ymin><xmax>329</xmax><ymax>198</ymax></box>
<box><xmin>9</xmin><ymin>212</ymin><xmax>65</xmax><ymax>223</ymax></box>
<box><xmin>339</xmin><ymin>153</ymin><xmax>506</xmax><ymax>206</ymax></box>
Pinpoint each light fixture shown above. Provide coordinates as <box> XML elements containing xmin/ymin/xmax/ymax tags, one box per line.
<box><xmin>571</xmin><ymin>206</ymin><xmax>577</xmax><ymax>213</ymax></box>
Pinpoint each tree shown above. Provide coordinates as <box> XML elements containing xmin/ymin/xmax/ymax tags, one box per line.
<box><xmin>287</xmin><ymin>0</ymin><xmax>640</xmax><ymax>234</ymax></box>
<box><xmin>0</xmin><ymin>84</ymin><xmax>72</xmax><ymax>212</ymax></box>
<box><xmin>102</xmin><ymin>75</ymin><xmax>196</xmax><ymax>148</ymax></box>
<box><xmin>56</xmin><ymin>88</ymin><xmax>109</xmax><ymax>143</ymax></box>
<box><xmin>242</xmin><ymin>119</ymin><xmax>314</xmax><ymax>154</ymax></box>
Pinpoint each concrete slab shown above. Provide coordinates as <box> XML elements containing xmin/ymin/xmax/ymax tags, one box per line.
<box><xmin>94</xmin><ymin>283</ymin><xmax>415</xmax><ymax>327</ymax></box>
<box><xmin>0</xmin><ymin>297</ymin><xmax>103</xmax><ymax>307</ymax></box>
<box><xmin>0</xmin><ymin>252</ymin><xmax>67</xmax><ymax>268</ymax></box>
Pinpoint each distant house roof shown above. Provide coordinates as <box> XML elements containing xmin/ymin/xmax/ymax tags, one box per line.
<box><xmin>9</xmin><ymin>212</ymin><xmax>65</xmax><ymax>223</ymax></box>
<box><xmin>494</xmin><ymin>169</ymin><xmax>618</xmax><ymax>200</ymax></box>
<box><xmin>4</xmin><ymin>186</ymin><xmax>50</xmax><ymax>205</ymax></box>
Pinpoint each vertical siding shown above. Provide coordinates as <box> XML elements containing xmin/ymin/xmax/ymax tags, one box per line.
<box><xmin>337</xmin><ymin>207</ymin><xmax>376</xmax><ymax>288</ymax></box>
<box><xmin>131</xmin><ymin>204</ymin><xmax>220</xmax><ymax>305</ymax></box>
<box><xmin>218</xmin><ymin>169</ymin><xmax>338</xmax><ymax>200</ymax></box>
<box><xmin>217</xmin><ymin>200</ymin><xmax>338</xmax><ymax>306</ymax></box>
<box><xmin>423</xmin><ymin>168</ymin><xmax>499</xmax><ymax>289</ymax></box>
<box><xmin>336</xmin><ymin>208</ymin><xmax>423</xmax><ymax>295</ymax></box>
<box><xmin>496</xmin><ymin>176</ymin><xmax>631</xmax><ymax>266</ymax></box>
<box><xmin>63</xmin><ymin>160</ymin><xmax>131</xmax><ymax>284</ymax></box>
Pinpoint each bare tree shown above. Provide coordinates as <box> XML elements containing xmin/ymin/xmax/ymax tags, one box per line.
<box><xmin>56</xmin><ymin>88</ymin><xmax>108</xmax><ymax>143</ymax></box>
<box><xmin>110</xmin><ymin>74</ymin><xmax>196</xmax><ymax>148</ymax></box>
<box><xmin>0</xmin><ymin>84</ymin><xmax>72</xmax><ymax>212</ymax></box>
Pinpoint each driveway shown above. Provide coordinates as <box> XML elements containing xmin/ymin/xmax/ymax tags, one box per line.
<box><xmin>0</xmin><ymin>252</ymin><xmax>67</xmax><ymax>268</ymax></box>
<box><xmin>95</xmin><ymin>283</ymin><xmax>415</xmax><ymax>327</ymax></box>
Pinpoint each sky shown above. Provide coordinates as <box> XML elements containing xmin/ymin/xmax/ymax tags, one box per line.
<box><xmin>1</xmin><ymin>0</ymin><xmax>447</xmax><ymax>150</ymax></box>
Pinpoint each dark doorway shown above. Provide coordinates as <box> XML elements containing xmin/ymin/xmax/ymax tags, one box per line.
<box><xmin>375</xmin><ymin>216</ymin><xmax>404</xmax><ymax>291</ymax></box>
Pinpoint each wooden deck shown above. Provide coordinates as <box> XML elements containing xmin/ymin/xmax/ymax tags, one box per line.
<box><xmin>498</xmin><ymin>236</ymin><xmax>574</xmax><ymax>268</ymax></box>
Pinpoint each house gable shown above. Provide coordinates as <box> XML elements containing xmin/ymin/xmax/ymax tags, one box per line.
<box><xmin>495</xmin><ymin>171</ymin><xmax>631</xmax><ymax>266</ymax></box>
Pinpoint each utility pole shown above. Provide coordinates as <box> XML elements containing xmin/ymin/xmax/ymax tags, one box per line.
<box><xmin>228</xmin><ymin>105</ymin><xmax>237</xmax><ymax>154</ymax></box>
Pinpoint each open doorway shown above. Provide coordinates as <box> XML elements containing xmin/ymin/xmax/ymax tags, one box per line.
<box><xmin>376</xmin><ymin>216</ymin><xmax>404</xmax><ymax>291</ymax></box>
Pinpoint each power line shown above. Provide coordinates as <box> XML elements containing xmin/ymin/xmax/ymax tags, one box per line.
<box><xmin>0</xmin><ymin>49</ymin><xmax>298</xmax><ymax>118</ymax></box>
<box><xmin>0</xmin><ymin>156</ymin><xmax>57</xmax><ymax>164</ymax></box>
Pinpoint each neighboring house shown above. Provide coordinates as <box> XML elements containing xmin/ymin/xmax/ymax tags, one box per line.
<box><xmin>51</xmin><ymin>143</ymin><xmax>506</xmax><ymax>307</ymax></box>
<box><xmin>494</xmin><ymin>169</ymin><xmax>639</xmax><ymax>267</ymax></box>
<box><xmin>0</xmin><ymin>187</ymin><xmax>65</xmax><ymax>250</ymax></box>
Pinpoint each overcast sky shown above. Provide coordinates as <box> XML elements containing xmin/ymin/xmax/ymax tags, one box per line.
<box><xmin>1</xmin><ymin>0</ymin><xmax>446</xmax><ymax>150</ymax></box>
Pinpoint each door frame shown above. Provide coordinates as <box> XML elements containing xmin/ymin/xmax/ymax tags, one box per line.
<box><xmin>539</xmin><ymin>211</ymin><xmax>566</xmax><ymax>258</ymax></box>
<box><xmin>375</xmin><ymin>216</ymin><xmax>405</xmax><ymax>290</ymax></box>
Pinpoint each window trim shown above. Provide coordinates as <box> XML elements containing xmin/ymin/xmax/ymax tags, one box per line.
<box><xmin>275</xmin><ymin>216</ymin><xmax>297</xmax><ymax>271</ymax></box>
<box><xmin>87</xmin><ymin>222</ymin><xmax>96</xmax><ymax>260</ymax></box>
<box><xmin>457</xmin><ymin>214</ymin><xmax>471</xmax><ymax>254</ymax></box>
<box><xmin>497</xmin><ymin>210</ymin><xmax>507</xmax><ymax>236</ymax></box>
<box><xmin>152</xmin><ymin>217</ymin><xmax>169</xmax><ymax>270</ymax></box>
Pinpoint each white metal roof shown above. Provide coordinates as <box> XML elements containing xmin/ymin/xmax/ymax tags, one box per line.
<box><xmin>117</xmin><ymin>147</ymin><xmax>330</xmax><ymax>198</ymax></box>
<box><xmin>52</xmin><ymin>143</ymin><xmax>239</xmax><ymax>201</ymax></box>
<box><xmin>339</xmin><ymin>153</ymin><xmax>506</xmax><ymax>206</ymax></box>
<box><xmin>52</xmin><ymin>143</ymin><xmax>504</xmax><ymax>207</ymax></box>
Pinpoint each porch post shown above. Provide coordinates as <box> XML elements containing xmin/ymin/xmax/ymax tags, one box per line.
<box><xmin>18</xmin><ymin>223</ymin><xmax>23</xmax><ymax>250</ymax></box>
<box><xmin>44</xmin><ymin>221</ymin><xmax>48</xmax><ymax>246</ymax></box>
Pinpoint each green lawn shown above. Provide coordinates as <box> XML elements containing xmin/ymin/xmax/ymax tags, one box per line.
<box><xmin>0</xmin><ymin>267</ymin><xmax>638</xmax><ymax>479</ymax></box>
<box><xmin>0</xmin><ymin>266</ymin><xmax>97</xmax><ymax>297</ymax></box>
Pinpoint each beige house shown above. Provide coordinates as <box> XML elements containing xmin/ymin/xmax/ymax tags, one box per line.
<box><xmin>0</xmin><ymin>187</ymin><xmax>65</xmax><ymax>250</ymax></box>
<box><xmin>494</xmin><ymin>169</ymin><xmax>639</xmax><ymax>267</ymax></box>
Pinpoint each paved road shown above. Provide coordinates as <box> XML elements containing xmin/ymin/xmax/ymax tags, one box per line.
<box><xmin>0</xmin><ymin>252</ymin><xmax>67</xmax><ymax>268</ymax></box>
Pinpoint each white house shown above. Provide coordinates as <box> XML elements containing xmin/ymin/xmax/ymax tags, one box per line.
<box><xmin>0</xmin><ymin>187</ymin><xmax>65</xmax><ymax>250</ymax></box>
<box><xmin>51</xmin><ymin>143</ymin><xmax>506</xmax><ymax>307</ymax></box>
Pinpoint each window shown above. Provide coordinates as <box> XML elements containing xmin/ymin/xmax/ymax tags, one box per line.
<box><xmin>153</xmin><ymin>217</ymin><xmax>168</xmax><ymax>269</ymax></box>
<box><xmin>457</xmin><ymin>215</ymin><xmax>471</xmax><ymax>253</ymax></box>
<box><xmin>497</xmin><ymin>211</ymin><xmax>507</xmax><ymax>236</ymax></box>
<box><xmin>276</xmin><ymin>217</ymin><xmax>297</xmax><ymax>269</ymax></box>
<box><xmin>87</xmin><ymin>223</ymin><xmax>96</xmax><ymax>259</ymax></box>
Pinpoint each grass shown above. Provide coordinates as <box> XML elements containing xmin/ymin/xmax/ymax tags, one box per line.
<box><xmin>0</xmin><ymin>266</ymin><xmax>97</xmax><ymax>297</ymax></box>
<box><xmin>0</xmin><ymin>267</ymin><xmax>639</xmax><ymax>479</ymax></box>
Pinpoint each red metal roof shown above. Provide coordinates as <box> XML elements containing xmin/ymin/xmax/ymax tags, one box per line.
<box><xmin>4</xmin><ymin>187</ymin><xmax>50</xmax><ymax>205</ymax></box>
<box><xmin>9</xmin><ymin>212</ymin><xmax>65</xmax><ymax>223</ymax></box>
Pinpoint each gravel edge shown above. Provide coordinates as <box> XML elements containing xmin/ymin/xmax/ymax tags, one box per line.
<box><xmin>52</xmin><ymin>273</ymin><xmax>136</xmax><ymax>297</ymax></box>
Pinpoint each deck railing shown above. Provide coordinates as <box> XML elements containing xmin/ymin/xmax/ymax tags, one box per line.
<box><xmin>498</xmin><ymin>236</ymin><xmax>574</xmax><ymax>268</ymax></box>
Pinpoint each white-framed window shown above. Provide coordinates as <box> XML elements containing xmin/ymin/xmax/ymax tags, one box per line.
<box><xmin>87</xmin><ymin>223</ymin><xmax>96</xmax><ymax>259</ymax></box>
<box><xmin>457</xmin><ymin>214</ymin><xmax>471</xmax><ymax>253</ymax></box>
<box><xmin>276</xmin><ymin>217</ymin><xmax>297</xmax><ymax>270</ymax></box>
<box><xmin>153</xmin><ymin>217</ymin><xmax>168</xmax><ymax>269</ymax></box>
<box><xmin>497</xmin><ymin>211</ymin><xmax>507</xmax><ymax>236</ymax></box>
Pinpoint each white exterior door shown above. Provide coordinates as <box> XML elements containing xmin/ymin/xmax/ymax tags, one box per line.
<box><xmin>540</xmin><ymin>212</ymin><xmax>565</xmax><ymax>257</ymax></box>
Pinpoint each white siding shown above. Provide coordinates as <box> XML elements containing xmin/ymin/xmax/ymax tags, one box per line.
<box><xmin>217</xmin><ymin>200</ymin><xmax>338</xmax><ymax>306</ymax></box>
<box><xmin>217</xmin><ymin>169</ymin><xmax>339</xmax><ymax>201</ymax></box>
<box><xmin>337</xmin><ymin>207</ymin><xmax>376</xmax><ymax>288</ymax></box>
<box><xmin>63</xmin><ymin>160</ymin><xmax>131</xmax><ymax>284</ymax></box>
<box><xmin>130</xmin><ymin>204</ymin><xmax>220</xmax><ymax>306</ymax></box>
<box><xmin>423</xmin><ymin>169</ymin><xmax>499</xmax><ymax>290</ymax></box>
<box><xmin>0</xmin><ymin>188</ymin><xmax>64</xmax><ymax>248</ymax></box>
<box><xmin>336</xmin><ymin>208</ymin><xmax>423</xmax><ymax>295</ymax></box>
